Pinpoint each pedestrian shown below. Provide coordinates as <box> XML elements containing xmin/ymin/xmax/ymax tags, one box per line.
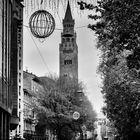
<box><xmin>93</xmin><ymin>129</ymin><xmax>98</xmax><ymax>140</ymax></box>
<box><xmin>85</xmin><ymin>133</ymin><xmax>87</xmax><ymax>140</ymax></box>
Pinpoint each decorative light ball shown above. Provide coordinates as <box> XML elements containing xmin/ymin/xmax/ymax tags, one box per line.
<box><xmin>29</xmin><ymin>10</ymin><xmax>55</xmax><ymax>38</ymax></box>
<box><xmin>73</xmin><ymin>111</ymin><xmax>80</xmax><ymax>120</ymax></box>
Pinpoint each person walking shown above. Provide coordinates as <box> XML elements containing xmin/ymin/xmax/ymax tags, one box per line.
<box><xmin>93</xmin><ymin>128</ymin><xmax>98</xmax><ymax>140</ymax></box>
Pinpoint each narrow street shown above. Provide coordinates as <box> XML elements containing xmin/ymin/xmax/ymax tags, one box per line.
<box><xmin>96</xmin><ymin>124</ymin><xmax>102</xmax><ymax>140</ymax></box>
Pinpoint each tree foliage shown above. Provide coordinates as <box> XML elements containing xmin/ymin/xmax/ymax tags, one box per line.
<box><xmin>78</xmin><ymin>0</ymin><xmax>140</xmax><ymax>139</ymax></box>
<box><xmin>32</xmin><ymin>75</ymin><xmax>97</xmax><ymax>140</ymax></box>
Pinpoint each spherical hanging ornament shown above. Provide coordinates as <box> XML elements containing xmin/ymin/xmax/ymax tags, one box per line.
<box><xmin>29</xmin><ymin>10</ymin><xmax>55</xmax><ymax>39</ymax></box>
<box><xmin>73</xmin><ymin>111</ymin><xmax>80</xmax><ymax>120</ymax></box>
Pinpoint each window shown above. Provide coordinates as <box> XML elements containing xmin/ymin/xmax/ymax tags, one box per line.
<box><xmin>19</xmin><ymin>73</ymin><xmax>21</xmax><ymax>82</ymax></box>
<box><xmin>19</xmin><ymin>59</ymin><xmax>21</xmax><ymax>70</ymax></box>
<box><xmin>24</xmin><ymin>120</ymin><xmax>26</xmax><ymax>130</ymax></box>
<box><xmin>62</xmin><ymin>38</ymin><xmax>65</xmax><ymax>42</ymax></box>
<box><xmin>19</xmin><ymin>86</ymin><xmax>21</xmax><ymax>96</ymax></box>
<box><xmin>19</xmin><ymin>125</ymin><xmax>21</xmax><ymax>134</ymax></box>
<box><xmin>64</xmin><ymin>60</ymin><xmax>72</xmax><ymax>65</ymax></box>
<box><xmin>66</xmin><ymin>38</ymin><xmax>70</xmax><ymax>42</ymax></box>
<box><xmin>64</xmin><ymin>74</ymin><xmax>68</xmax><ymax>77</ymax></box>
<box><xmin>24</xmin><ymin>104</ymin><xmax>26</xmax><ymax>116</ymax></box>
<box><xmin>19</xmin><ymin>47</ymin><xmax>21</xmax><ymax>57</ymax></box>
<box><xmin>19</xmin><ymin>112</ymin><xmax>21</xmax><ymax>121</ymax></box>
<box><xmin>63</xmin><ymin>49</ymin><xmax>73</xmax><ymax>53</ymax></box>
<box><xmin>19</xmin><ymin>99</ymin><xmax>21</xmax><ymax>109</ymax></box>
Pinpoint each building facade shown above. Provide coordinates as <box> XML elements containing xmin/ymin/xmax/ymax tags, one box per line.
<box><xmin>0</xmin><ymin>0</ymin><xmax>23</xmax><ymax>140</ymax></box>
<box><xmin>10</xmin><ymin>0</ymin><xmax>24</xmax><ymax>138</ymax></box>
<box><xmin>23</xmin><ymin>71</ymin><xmax>39</xmax><ymax>139</ymax></box>
<box><xmin>23</xmin><ymin>71</ymin><xmax>57</xmax><ymax>140</ymax></box>
<box><xmin>23</xmin><ymin>71</ymin><xmax>47</xmax><ymax>139</ymax></box>
<box><xmin>59</xmin><ymin>1</ymin><xmax>78</xmax><ymax>82</ymax></box>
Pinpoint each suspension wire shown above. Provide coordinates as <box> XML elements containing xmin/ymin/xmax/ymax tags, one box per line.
<box><xmin>26</xmin><ymin>27</ymin><xmax>52</xmax><ymax>75</ymax></box>
<box><xmin>23</xmin><ymin>24</ymin><xmax>62</xmax><ymax>30</ymax></box>
<box><xmin>23</xmin><ymin>24</ymin><xmax>88</xmax><ymax>30</ymax></box>
<box><xmin>0</xmin><ymin>14</ymin><xmax>89</xmax><ymax>30</ymax></box>
<box><xmin>76</xmin><ymin>25</ymin><xmax>88</xmax><ymax>29</ymax></box>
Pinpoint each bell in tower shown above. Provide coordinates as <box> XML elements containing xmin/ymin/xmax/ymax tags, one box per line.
<box><xmin>59</xmin><ymin>1</ymin><xmax>78</xmax><ymax>83</ymax></box>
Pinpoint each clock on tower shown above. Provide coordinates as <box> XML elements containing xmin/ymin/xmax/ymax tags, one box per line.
<box><xmin>59</xmin><ymin>1</ymin><xmax>78</xmax><ymax>83</ymax></box>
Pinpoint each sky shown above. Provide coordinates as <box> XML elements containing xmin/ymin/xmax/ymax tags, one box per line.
<box><xmin>23</xmin><ymin>0</ymin><xmax>104</xmax><ymax>117</ymax></box>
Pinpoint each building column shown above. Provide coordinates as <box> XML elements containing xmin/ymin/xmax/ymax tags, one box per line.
<box><xmin>0</xmin><ymin>111</ymin><xmax>1</xmax><ymax>139</ymax></box>
<box><xmin>0</xmin><ymin>111</ymin><xmax>3</xmax><ymax>140</ymax></box>
<box><xmin>6</xmin><ymin>113</ymin><xmax>10</xmax><ymax>140</ymax></box>
<box><xmin>3</xmin><ymin>112</ymin><xmax>6</xmax><ymax>140</ymax></box>
<box><xmin>2</xmin><ymin>111</ymin><xmax>10</xmax><ymax>140</ymax></box>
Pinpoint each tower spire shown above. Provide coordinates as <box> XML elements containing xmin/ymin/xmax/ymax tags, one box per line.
<box><xmin>64</xmin><ymin>1</ymin><xmax>73</xmax><ymax>21</ymax></box>
<box><xmin>60</xmin><ymin>0</ymin><xmax>78</xmax><ymax>83</ymax></box>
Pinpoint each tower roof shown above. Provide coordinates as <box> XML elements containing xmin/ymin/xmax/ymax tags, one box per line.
<box><xmin>64</xmin><ymin>1</ymin><xmax>73</xmax><ymax>21</ymax></box>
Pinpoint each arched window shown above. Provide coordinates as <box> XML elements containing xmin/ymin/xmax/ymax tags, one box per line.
<box><xmin>64</xmin><ymin>73</ymin><xmax>68</xmax><ymax>77</ymax></box>
<box><xmin>62</xmin><ymin>38</ymin><xmax>65</xmax><ymax>42</ymax></box>
<box><xmin>64</xmin><ymin>56</ymin><xmax>72</xmax><ymax>65</ymax></box>
<box><xmin>66</xmin><ymin>38</ymin><xmax>70</xmax><ymax>42</ymax></box>
<box><xmin>64</xmin><ymin>60</ymin><xmax>72</xmax><ymax>65</ymax></box>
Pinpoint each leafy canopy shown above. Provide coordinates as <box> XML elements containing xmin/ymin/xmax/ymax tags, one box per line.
<box><xmin>78</xmin><ymin>0</ymin><xmax>140</xmax><ymax>139</ymax></box>
<box><xmin>32</xmin><ymin>75</ymin><xmax>97</xmax><ymax>139</ymax></box>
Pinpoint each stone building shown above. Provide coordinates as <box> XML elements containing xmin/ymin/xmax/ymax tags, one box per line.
<box><xmin>11</xmin><ymin>70</ymin><xmax>42</xmax><ymax>139</ymax></box>
<box><xmin>23</xmin><ymin>71</ymin><xmax>42</xmax><ymax>139</ymax></box>
<box><xmin>59</xmin><ymin>1</ymin><xmax>78</xmax><ymax>83</ymax></box>
<box><xmin>23</xmin><ymin>71</ymin><xmax>57</xmax><ymax>140</ymax></box>
<box><xmin>0</xmin><ymin>0</ymin><xmax>23</xmax><ymax>139</ymax></box>
<box><xmin>10</xmin><ymin>0</ymin><xmax>24</xmax><ymax>138</ymax></box>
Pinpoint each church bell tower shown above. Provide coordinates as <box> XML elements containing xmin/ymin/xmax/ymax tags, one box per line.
<box><xmin>59</xmin><ymin>1</ymin><xmax>78</xmax><ymax>82</ymax></box>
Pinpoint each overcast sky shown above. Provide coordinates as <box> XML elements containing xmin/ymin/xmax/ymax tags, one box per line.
<box><xmin>23</xmin><ymin>1</ymin><xmax>104</xmax><ymax>116</ymax></box>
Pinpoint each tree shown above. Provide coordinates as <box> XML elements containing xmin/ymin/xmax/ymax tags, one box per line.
<box><xmin>78</xmin><ymin>0</ymin><xmax>140</xmax><ymax>139</ymax></box>
<box><xmin>32</xmin><ymin>75</ymin><xmax>97</xmax><ymax>140</ymax></box>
